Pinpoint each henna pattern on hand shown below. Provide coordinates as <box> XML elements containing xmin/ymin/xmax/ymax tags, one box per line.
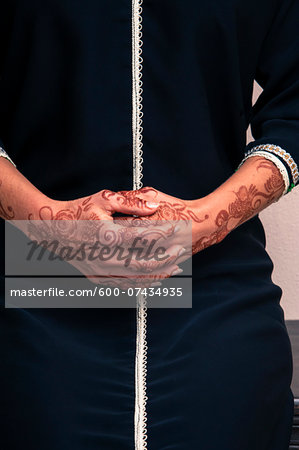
<box><xmin>28</xmin><ymin>196</ymin><xmax>99</xmax><ymax>221</ymax></box>
<box><xmin>119</xmin><ymin>187</ymin><xmax>209</xmax><ymax>223</ymax></box>
<box><xmin>119</xmin><ymin>187</ymin><xmax>157</xmax><ymax>200</ymax></box>
<box><xmin>24</xmin><ymin>192</ymin><xmax>178</xmax><ymax>287</ymax></box>
<box><xmin>149</xmin><ymin>201</ymin><xmax>209</xmax><ymax>223</ymax></box>
<box><xmin>101</xmin><ymin>189</ymin><xmax>155</xmax><ymax>211</ymax></box>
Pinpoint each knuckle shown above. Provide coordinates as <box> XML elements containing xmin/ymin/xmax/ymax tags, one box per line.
<box><xmin>99</xmin><ymin>189</ymin><xmax>115</xmax><ymax>201</ymax></box>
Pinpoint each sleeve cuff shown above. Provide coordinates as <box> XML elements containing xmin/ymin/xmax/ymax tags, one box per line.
<box><xmin>0</xmin><ymin>147</ymin><xmax>16</xmax><ymax>168</ymax></box>
<box><xmin>237</xmin><ymin>149</ymin><xmax>289</xmax><ymax>198</ymax></box>
<box><xmin>243</xmin><ymin>143</ymin><xmax>299</xmax><ymax>191</ymax></box>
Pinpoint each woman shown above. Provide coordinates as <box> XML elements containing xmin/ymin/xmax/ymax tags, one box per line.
<box><xmin>0</xmin><ymin>0</ymin><xmax>297</xmax><ymax>449</ymax></box>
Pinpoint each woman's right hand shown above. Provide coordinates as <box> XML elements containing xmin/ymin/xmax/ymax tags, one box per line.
<box><xmin>0</xmin><ymin>158</ymin><xmax>185</xmax><ymax>286</ymax></box>
<box><xmin>18</xmin><ymin>190</ymin><xmax>185</xmax><ymax>287</ymax></box>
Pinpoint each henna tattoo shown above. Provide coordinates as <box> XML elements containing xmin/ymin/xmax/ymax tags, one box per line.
<box><xmin>256</xmin><ymin>158</ymin><xmax>285</xmax><ymax>199</ymax></box>
<box><xmin>119</xmin><ymin>187</ymin><xmax>157</xmax><ymax>199</ymax></box>
<box><xmin>0</xmin><ymin>180</ymin><xmax>15</xmax><ymax>220</ymax></box>
<box><xmin>102</xmin><ymin>189</ymin><xmax>152</xmax><ymax>210</ymax></box>
<box><xmin>192</xmin><ymin>156</ymin><xmax>285</xmax><ymax>254</ymax></box>
<box><xmin>225</xmin><ymin>157</ymin><xmax>284</xmax><ymax>228</ymax></box>
<box><xmin>26</xmin><ymin>196</ymin><xmax>101</xmax><ymax>251</ymax></box>
<box><xmin>23</xmin><ymin>191</ymin><xmax>178</xmax><ymax>289</ymax></box>
<box><xmin>152</xmin><ymin>201</ymin><xmax>209</xmax><ymax>223</ymax></box>
<box><xmin>28</xmin><ymin>196</ymin><xmax>99</xmax><ymax>221</ymax></box>
<box><xmin>119</xmin><ymin>188</ymin><xmax>209</xmax><ymax>224</ymax></box>
<box><xmin>119</xmin><ymin>159</ymin><xmax>284</xmax><ymax>258</ymax></box>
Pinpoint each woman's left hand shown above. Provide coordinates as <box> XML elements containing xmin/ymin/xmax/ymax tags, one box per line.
<box><xmin>118</xmin><ymin>157</ymin><xmax>286</xmax><ymax>266</ymax></box>
<box><xmin>117</xmin><ymin>186</ymin><xmax>231</xmax><ymax>257</ymax></box>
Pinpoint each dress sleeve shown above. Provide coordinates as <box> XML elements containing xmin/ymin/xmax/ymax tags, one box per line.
<box><xmin>243</xmin><ymin>0</ymin><xmax>299</xmax><ymax>195</ymax></box>
<box><xmin>0</xmin><ymin>141</ymin><xmax>16</xmax><ymax>167</ymax></box>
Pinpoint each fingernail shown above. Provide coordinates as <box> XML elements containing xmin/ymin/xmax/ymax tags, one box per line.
<box><xmin>151</xmin><ymin>281</ymin><xmax>162</xmax><ymax>287</ymax></box>
<box><xmin>178</xmin><ymin>247</ymin><xmax>186</xmax><ymax>257</ymax></box>
<box><xmin>174</xmin><ymin>225</ymin><xmax>180</xmax><ymax>233</ymax></box>
<box><xmin>146</xmin><ymin>202</ymin><xmax>159</xmax><ymax>209</ymax></box>
<box><xmin>172</xmin><ymin>268</ymin><xmax>183</xmax><ymax>276</ymax></box>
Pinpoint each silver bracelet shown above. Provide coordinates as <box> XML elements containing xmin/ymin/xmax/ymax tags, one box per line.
<box><xmin>0</xmin><ymin>147</ymin><xmax>16</xmax><ymax>167</ymax></box>
<box><xmin>237</xmin><ymin>150</ymin><xmax>290</xmax><ymax>198</ymax></box>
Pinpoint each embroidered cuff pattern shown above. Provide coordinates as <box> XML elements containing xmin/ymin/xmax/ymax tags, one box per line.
<box><xmin>0</xmin><ymin>147</ymin><xmax>16</xmax><ymax>168</ymax></box>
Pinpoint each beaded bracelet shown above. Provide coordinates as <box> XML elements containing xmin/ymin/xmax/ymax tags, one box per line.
<box><xmin>0</xmin><ymin>147</ymin><xmax>16</xmax><ymax>167</ymax></box>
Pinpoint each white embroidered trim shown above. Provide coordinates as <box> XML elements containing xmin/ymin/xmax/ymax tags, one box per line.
<box><xmin>134</xmin><ymin>294</ymin><xmax>148</xmax><ymax>450</ymax></box>
<box><xmin>132</xmin><ymin>0</ymin><xmax>144</xmax><ymax>191</ymax></box>
<box><xmin>0</xmin><ymin>147</ymin><xmax>16</xmax><ymax>167</ymax></box>
<box><xmin>244</xmin><ymin>144</ymin><xmax>299</xmax><ymax>186</ymax></box>
<box><xmin>132</xmin><ymin>1</ymin><xmax>148</xmax><ymax>449</ymax></box>
<box><xmin>237</xmin><ymin>150</ymin><xmax>290</xmax><ymax>197</ymax></box>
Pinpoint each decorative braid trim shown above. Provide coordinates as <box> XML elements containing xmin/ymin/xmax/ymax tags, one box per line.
<box><xmin>0</xmin><ymin>147</ymin><xmax>16</xmax><ymax>167</ymax></box>
<box><xmin>237</xmin><ymin>150</ymin><xmax>290</xmax><ymax>197</ymax></box>
<box><xmin>132</xmin><ymin>1</ymin><xmax>148</xmax><ymax>449</ymax></box>
<box><xmin>132</xmin><ymin>0</ymin><xmax>144</xmax><ymax>191</ymax></box>
<box><xmin>134</xmin><ymin>294</ymin><xmax>148</xmax><ymax>450</ymax></box>
<box><xmin>244</xmin><ymin>144</ymin><xmax>299</xmax><ymax>186</ymax></box>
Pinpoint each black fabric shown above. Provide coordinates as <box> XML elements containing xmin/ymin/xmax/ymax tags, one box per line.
<box><xmin>0</xmin><ymin>1</ymin><xmax>297</xmax><ymax>449</ymax></box>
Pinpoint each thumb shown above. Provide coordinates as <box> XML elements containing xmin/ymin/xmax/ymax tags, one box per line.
<box><xmin>101</xmin><ymin>190</ymin><xmax>160</xmax><ymax>216</ymax></box>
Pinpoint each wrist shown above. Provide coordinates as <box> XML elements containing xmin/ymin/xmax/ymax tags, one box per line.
<box><xmin>192</xmin><ymin>191</ymin><xmax>233</xmax><ymax>236</ymax></box>
<box><xmin>189</xmin><ymin>192</ymin><xmax>223</xmax><ymax>221</ymax></box>
<box><xmin>186</xmin><ymin>196</ymin><xmax>216</xmax><ymax>235</ymax></box>
<box><xmin>26</xmin><ymin>195</ymin><xmax>69</xmax><ymax>220</ymax></box>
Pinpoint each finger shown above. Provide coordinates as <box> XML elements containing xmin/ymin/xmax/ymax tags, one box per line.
<box><xmin>100</xmin><ymin>189</ymin><xmax>159</xmax><ymax>216</ymax></box>
<box><xmin>146</xmin><ymin>263</ymin><xmax>183</xmax><ymax>279</ymax></box>
<box><xmin>118</xmin><ymin>186</ymin><xmax>160</xmax><ymax>202</ymax></box>
<box><xmin>118</xmin><ymin>187</ymin><xmax>178</xmax><ymax>206</ymax></box>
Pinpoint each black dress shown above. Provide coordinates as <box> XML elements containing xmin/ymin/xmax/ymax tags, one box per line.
<box><xmin>0</xmin><ymin>1</ymin><xmax>298</xmax><ymax>449</ymax></box>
